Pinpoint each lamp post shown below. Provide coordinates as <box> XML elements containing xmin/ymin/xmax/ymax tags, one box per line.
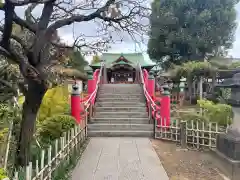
<box><xmin>160</xmin><ymin>83</ymin><xmax>170</xmax><ymax>126</ymax></box>
<box><xmin>148</xmin><ymin>71</ymin><xmax>155</xmax><ymax>98</ymax></box>
<box><xmin>179</xmin><ymin>77</ymin><xmax>186</xmax><ymax>107</ymax></box>
<box><xmin>162</xmin><ymin>83</ymin><xmax>170</xmax><ymax>96</ymax></box>
<box><xmin>71</xmin><ymin>83</ymin><xmax>81</xmax><ymax>124</ymax></box>
<box><xmin>179</xmin><ymin>77</ymin><xmax>186</xmax><ymax>93</ymax></box>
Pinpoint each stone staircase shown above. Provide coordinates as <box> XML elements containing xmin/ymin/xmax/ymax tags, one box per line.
<box><xmin>88</xmin><ymin>84</ymin><xmax>154</xmax><ymax>137</ymax></box>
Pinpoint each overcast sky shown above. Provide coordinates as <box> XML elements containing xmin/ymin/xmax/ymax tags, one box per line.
<box><xmin>59</xmin><ymin>1</ymin><xmax>240</xmax><ymax>61</ymax></box>
<box><xmin>2</xmin><ymin>1</ymin><xmax>240</xmax><ymax>62</ymax></box>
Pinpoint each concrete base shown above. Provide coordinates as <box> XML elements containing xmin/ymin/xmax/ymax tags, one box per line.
<box><xmin>210</xmin><ymin>148</ymin><xmax>240</xmax><ymax>180</ymax></box>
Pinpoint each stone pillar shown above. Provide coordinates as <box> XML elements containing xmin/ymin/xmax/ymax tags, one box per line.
<box><xmin>71</xmin><ymin>83</ymin><xmax>82</xmax><ymax>124</ymax></box>
<box><xmin>160</xmin><ymin>84</ymin><xmax>170</xmax><ymax>127</ymax></box>
<box><xmin>216</xmin><ymin>125</ymin><xmax>240</xmax><ymax>180</ymax></box>
<box><xmin>179</xmin><ymin>77</ymin><xmax>185</xmax><ymax>107</ymax></box>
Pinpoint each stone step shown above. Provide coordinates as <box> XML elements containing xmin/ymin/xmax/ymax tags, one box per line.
<box><xmin>88</xmin><ymin>130</ymin><xmax>154</xmax><ymax>137</ymax></box>
<box><xmin>97</xmin><ymin>94</ymin><xmax>143</xmax><ymax>98</ymax></box>
<box><xmin>88</xmin><ymin>124</ymin><xmax>153</xmax><ymax>131</ymax></box>
<box><xmin>94</xmin><ymin>112</ymin><xmax>148</xmax><ymax>118</ymax></box>
<box><xmin>98</xmin><ymin>91</ymin><xmax>143</xmax><ymax>94</ymax></box>
<box><xmin>91</xmin><ymin>118</ymin><xmax>149</xmax><ymax>124</ymax></box>
<box><xmin>95</xmin><ymin>107</ymin><xmax>147</xmax><ymax>112</ymax></box>
<box><xmin>99</xmin><ymin>85</ymin><xmax>142</xmax><ymax>89</ymax></box>
<box><xmin>97</xmin><ymin>97</ymin><xmax>145</xmax><ymax>102</ymax></box>
<box><xmin>95</xmin><ymin>102</ymin><xmax>146</xmax><ymax>107</ymax></box>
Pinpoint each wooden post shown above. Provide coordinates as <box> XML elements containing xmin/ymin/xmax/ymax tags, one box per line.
<box><xmin>48</xmin><ymin>146</ymin><xmax>52</xmax><ymax>180</ymax></box>
<box><xmin>149</xmin><ymin>102</ymin><xmax>152</xmax><ymax>123</ymax></box>
<box><xmin>36</xmin><ymin>159</ymin><xmax>39</xmax><ymax>177</ymax></box>
<box><xmin>180</xmin><ymin>121</ymin><xmax>187</xmax><ymax>149</ymax></box>
<box><xmin>40</xmin><ymin>150</ymin><xmax>45</xmax><ymax>180</ymax></box>
<box><xmin>85</xmin><ymin>108</ymin><xmax>88</xmax><ymax>138</ymax></box>
<box><xmin>153</xmin><ymin>108</ymin><xmax>157</xmax><ymax>139</ymax></box>
<box><xmin>55</xmin><ymin>139</ymin><xmax>58</xmax><ymax>165</ymax></box>
<box><xmin>26</xmin><ymin>165</ymin><xmax>30</xmax><ymax>180</ymax></box>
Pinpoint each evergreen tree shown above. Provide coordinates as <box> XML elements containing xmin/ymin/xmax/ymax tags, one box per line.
<box><xmin>148</xmin><ymin>0</ymin><xmax>239</xmax><ymax>69</ymax></box>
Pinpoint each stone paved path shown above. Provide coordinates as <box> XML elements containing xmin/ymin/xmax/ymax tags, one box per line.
<box><xmin>71</xmin><ymin>137</ymin><xmax>169</xmax><ymax>180</ymax></box>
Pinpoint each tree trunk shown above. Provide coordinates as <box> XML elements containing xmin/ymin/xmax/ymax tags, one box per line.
<box><xmin>15</xmin><ymin>80</ymin><xmax>47</xmax><ymax>167</ymax></box>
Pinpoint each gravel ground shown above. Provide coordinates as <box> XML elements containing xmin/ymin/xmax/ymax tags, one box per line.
<box><xmin>151</xmin><ymin>139</ymin><xmax>226</xmax><ymax>180</ymax></box>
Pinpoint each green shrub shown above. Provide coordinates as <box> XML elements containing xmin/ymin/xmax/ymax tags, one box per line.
<box><xmin>37</xmin><ymin>115</ymin><xmax>76</xmax><ymax>145</ymax></box>
<box><xmin>37</xmin><ymin>85</ymin><xmax>70</xmax><ymax>122</ymax></box>
<box><xmin>0</xmin><ymin>168</ymin><xmax>8</xmax><ymax>179</ymax></box>
<box><xmin>197</xmin><ymin>99</ymin><xmax>233</xmax><ymax>126</ymax></box>
<box><xmin>177</xmin><ymin>111</ymin><xmax>208</xmax><ymax>122</ymax></box>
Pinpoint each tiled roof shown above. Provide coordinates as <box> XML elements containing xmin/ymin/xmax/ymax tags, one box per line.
<box><xmin>90</xmin><ymin>53</ymin><xmax>155</xmax><ymax>68</ymax></box>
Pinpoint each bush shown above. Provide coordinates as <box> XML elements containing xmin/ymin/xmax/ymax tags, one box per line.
<box><xmin>177</xmin><ymin>111</ymin><xmax>208</xmax><ymax>122</ymax></box>
<box><xmin>0</xmin><ymin>168</ymin><xmax>8</xmax><ymax>180</ymax></box>
<box><xmin>197</xmin><ymin>99</ymin><xmax>233</xmax><ymax>126</ymax></box>
<box><xmin>37</xmin><ymin>115</ymin><xmax>76</xmax><ymax>145</ymax></box>
<box><xmin>37</xmin><ymin>85</ymin><xmax>70</xmax><ymax>122</ymax></box>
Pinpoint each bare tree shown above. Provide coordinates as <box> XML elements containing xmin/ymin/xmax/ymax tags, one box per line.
<box><xmin>0</xmin><ymin>0</ymin><xmax>149</xmax><ymax>167</ymax></box>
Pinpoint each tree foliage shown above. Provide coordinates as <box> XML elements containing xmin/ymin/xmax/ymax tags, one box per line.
<box><xmin>67</xmin><ymin>50</ymin><xmax>88</xmax><ymax>72</ymax></box>
<box><xmin>37</xmin><ymin>85</ymin><xmax>70</xmax><ymax>122</ymax></box>
<box><xmin>0</xmin><ymin>61</ymin><xmax>22</xmax><ymax>102</ymax></box>
<box><xmin>0</xmin><ymin>168</ymin><xmax>8</xmax><ymax>180</ymax></box>
<box><xmin>148</xmin><ymin>0</ymin><xmax>239</xmax><ymax>69</ymax></box>
<box><xmin>197</xmin><ymin>99</ymin><xmax>233</xmax><ymax>126</ymax></box>
<box><xmin>37</xmin><ymin>115</ymin><xmax>75</xmax><ymax>145</ymax></box>
<box><xmin>170</xmin><ymin>58</ymin><xmax>240</xmax><ymax>79</ymax></box>
<box><xmin>170</xmin><ymin>61</ymin><xmax>216</xmax><ymax>79</ymax></box>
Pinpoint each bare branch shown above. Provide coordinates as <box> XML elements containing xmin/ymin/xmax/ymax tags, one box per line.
<box><xmin>9</xmin><ymin>0</ymin><xmax>52</xmax><ymax>6</ymax></box>
<box><xmin>46</xmin><ymin>0</ymin><xmax>116</xmax><ymax>32</ymax></box>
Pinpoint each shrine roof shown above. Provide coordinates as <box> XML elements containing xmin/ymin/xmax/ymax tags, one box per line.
<box><xmin>90</xmin><ymin>52</ymin><xmax>155</xmax><ymax>68</ymax></box>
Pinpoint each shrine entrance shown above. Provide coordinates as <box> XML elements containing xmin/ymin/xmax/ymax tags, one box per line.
<box><xmin>108</xmin><ymin>64</ymin><xmax>136</xmax><ymax>84</ymax></box>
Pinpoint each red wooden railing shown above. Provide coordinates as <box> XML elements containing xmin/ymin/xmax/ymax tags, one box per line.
<box><xmin>139</xmin><ymin>64</ymin><xmax>156</xmax><ymax>114</ymax></box>
<box><xmin>84</xmin><ymin>63</ymin><xmax>104</xmax><ymax>108</ymax></box>
<box><xmin>138</xmin><ymin>63</ymin><xmax>162</xmax><ymax>125</ymax></box>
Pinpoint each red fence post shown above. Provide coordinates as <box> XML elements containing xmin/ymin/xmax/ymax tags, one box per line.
<box><xmin>160</xmin><ymin>84</ymin><xmax>170</xmax><ymax>126</ymax></box>
<box><xmin>88</xmin><ymin>74</ymin><xmax>95</xmax><ymax>95</ymax></box>
<box><xmin>148</xmin><ymin>73</ymin><xmax>155</xmax><ymax>99</ymax></box>
<box><xmin>143</xmin><ymin>69</ymin><xmax>149</xmax><ymax>91</ymax></box>
<box><xmin>71</xmin><ymin>83</ymin><xmax>82</xmax><ymax>124</ymax></box>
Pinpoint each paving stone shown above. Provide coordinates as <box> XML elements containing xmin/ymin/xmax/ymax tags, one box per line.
<box><xmin>71</xmin><ymin>137</ymin><xmax>169</xmax><ymax>180</ymax></box>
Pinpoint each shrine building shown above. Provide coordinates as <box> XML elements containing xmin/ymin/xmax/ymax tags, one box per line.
<box><xmin>87</xmin><ymin>53</ymin><xmax>156</xmax><ymax>83</ymax></box>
